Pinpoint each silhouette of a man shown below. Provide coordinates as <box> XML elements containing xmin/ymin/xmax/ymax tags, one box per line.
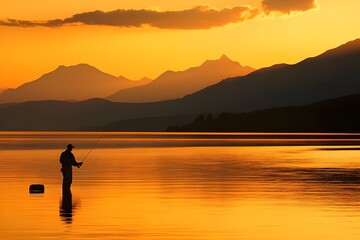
<box><xmin>60</xmin><ymin>144</ymin><xmax>82</xmax><ymax>193</ymax></box>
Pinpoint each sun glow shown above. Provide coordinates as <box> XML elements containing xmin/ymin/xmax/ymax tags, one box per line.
<box><xmin>0</xmin><ymin>0</ymin><xmax>359</xmax><ymax>89</ymax></box>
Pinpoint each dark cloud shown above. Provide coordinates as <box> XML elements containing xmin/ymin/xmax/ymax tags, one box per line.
<box><xmin>262</xmin><ymin>0</ymin><xmax>318</xmax><ymax>14</ymax></box>
<box><xmin>0</xmin><ymin>3</ymin><xmax>319</xmax><ymax>29</ymax></box>
<box><xmin>0</xmin><ymin>19</ymin><xmax>63</xmax><ymax>27</ymax></box>
<box><xmin>0</xmin><ymin>6</ymin><xmax>259</xmax><ymax>29</ymax></box>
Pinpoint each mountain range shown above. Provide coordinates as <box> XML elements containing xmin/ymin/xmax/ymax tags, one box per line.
<box><xmin>0</xmin><ymin>64</ymin><xmax>151</xmax><ymax>103</ymax></box>
<box><xmin>175</xmin><ymin>38</ymin><xmax>360</xmax><ymax>114</ymax></box>
<box><xmin>0</xmin><ymin>38</ymin><xmax>360</xmax><ymax>131</ymax></box>
<box><xmin>106</xmin><ymin>55</ymin><xmax>255</xmax><ymax>103</ymax></box>
<box><xmin>0</xmin><ymin>56</ymin><xmax>254</xmax><ymax>104</ymax></box>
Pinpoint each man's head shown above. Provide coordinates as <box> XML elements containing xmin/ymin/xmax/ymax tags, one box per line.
<box><xmin>67</xmin><ymin>144</ymin><xmax>75</xmax><ymax>151</ymax></box>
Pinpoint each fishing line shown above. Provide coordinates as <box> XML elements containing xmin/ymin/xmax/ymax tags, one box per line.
<box><xmin>82</xmin><ymin>131</ymin><xmax>105</xmax><ymax>164</ymax></box>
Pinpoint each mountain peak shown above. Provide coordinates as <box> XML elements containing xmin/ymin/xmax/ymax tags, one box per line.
<box><xmin>50</xmin><ymin>63</ymin><xmax>106</xmax><ymax>77</ymax></box>
<box><xmin>219</xmin><ymin>54</ymin><xmax>231</xmax><ymax>61</ymax></box>
<box><xmin>55</xmin><ymin>63</ymin><xmax>97</xmax><ymax>71</ymax></box>
<box><xmin>68</xmin><ymin>63</ymin><xmax>98</xmax><ymax>70</ymax></box>
<box><xmin>56</xmin><ymin>65</ymin><xmax>66</xmax><ymax>70</ymax></box>
<box><xmin>74</xmin><ymin>63</ymin><xmax>95</xmax><ymax>68</ymax></box>
<box><xmin>201</xmin><ymin>55</ymin><xmax>239</xmax><ymax>67</ymax></box>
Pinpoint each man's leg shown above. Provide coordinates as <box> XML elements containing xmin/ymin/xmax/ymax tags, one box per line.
<box><xmin>62</xmin><ymin>170</ymin><xmax>72</xmax><ymax>194</ymax></box>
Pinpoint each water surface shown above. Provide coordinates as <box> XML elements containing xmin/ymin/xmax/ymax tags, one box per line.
<box><xmin>1</xmin><ymin>132</ymin><xmax>360</xmax><ymax>239</ymax></box>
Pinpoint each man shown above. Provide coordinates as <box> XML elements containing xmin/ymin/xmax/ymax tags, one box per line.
<box><xmin>60</xmin><ymin>144</ymin><xmax>82</xmax><ymax>193</ymax></box>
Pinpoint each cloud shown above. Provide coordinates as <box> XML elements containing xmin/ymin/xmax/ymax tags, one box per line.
<box><xmin>261</xmin><ymin>0</ymin><xmax>318</xmax><ymax>14</ymax></box>
<box><xmin>0</xmin><ymin>3</ymin><xmax>319</xmax><ymax>29</ymax></box>
<box><xmin>0</xmin><ymin>6</ymin><xmax>259</xmax><ymax>29</ymax></box>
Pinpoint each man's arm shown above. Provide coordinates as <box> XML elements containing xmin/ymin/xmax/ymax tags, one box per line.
<box><xmin>70</xmin><ymin>153</ymin><xmax>83</xmax><ymax>167</ymax></box>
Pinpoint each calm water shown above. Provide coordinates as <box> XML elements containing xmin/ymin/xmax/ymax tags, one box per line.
<box><xmin>1</xmin><ymin>132</ymin><xmax>360</xmax><ymax>239</ymax></box>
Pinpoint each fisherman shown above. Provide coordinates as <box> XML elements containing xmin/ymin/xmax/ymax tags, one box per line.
<box><xmin>60</xmin><ymin>144</ymin><xmax>82</xmax><ymax>193</ymax></box>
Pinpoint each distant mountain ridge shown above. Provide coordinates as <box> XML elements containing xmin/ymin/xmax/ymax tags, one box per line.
<box><xmin>0</xmin><ymin>56</ymin><xmax>254</xmax><ymax>104</ymax></box>
<box><xmin>173</xmin><ymin>38</ymin><xmax>360</xmax><ymax>114</ymax></box>
<box><xmin>0</xmin><ymin>39</ymin><xmax>360</xmax><ymax>130</ymax></box>
<box><xmin>106</xmin><ymin>55</ymin><xmax>255</xmax><ymax>103</ymax></box>
<box><xmin>0</xmin><ymin>64</ymin><xmax>151</xmax><ymax>103</ymax></box>
<box><xmin>168</xmin><ymin>94</ymin><xmax>360</xmax><ymax>132</ymax></box>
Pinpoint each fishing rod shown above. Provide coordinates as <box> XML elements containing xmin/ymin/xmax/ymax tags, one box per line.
<box><xmin>81</xmin><ymin>131</ymin><xmax>105</xmax><ymax>164</ymax></box>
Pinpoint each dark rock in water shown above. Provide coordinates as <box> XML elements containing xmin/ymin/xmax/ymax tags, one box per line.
<box><xmin>29</xmin><ymin>184</ymin><xmax>45</xmax><ymax>193</ymax></box>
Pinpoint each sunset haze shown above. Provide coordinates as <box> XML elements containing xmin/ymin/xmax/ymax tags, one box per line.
<box><xmin>1</xmin><ymin>0</ymin><xmax>359</xmax><ymax>90</ymax></box>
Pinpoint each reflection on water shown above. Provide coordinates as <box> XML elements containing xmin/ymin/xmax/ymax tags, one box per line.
<box><xmin>1</xmin><ymin>132</ymin><xmax>360</xmax><ymax>239</ymax></box>
<box><xmin>59</xmin><ymin>191</ymin><xmax>79</xmax><ymax>224</ymax></box>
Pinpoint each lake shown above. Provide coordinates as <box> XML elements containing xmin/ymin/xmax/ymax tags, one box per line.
<box><xmin>1</xmin><ymin>132</ymin><xmax>360</xmax><ymax>239</ymax></box>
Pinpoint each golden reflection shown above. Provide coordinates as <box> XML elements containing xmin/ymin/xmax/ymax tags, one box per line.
<box><xmin>2</xmin><ymin>132</ymin><xmax>360</xmax><ymax>239</ymax></box>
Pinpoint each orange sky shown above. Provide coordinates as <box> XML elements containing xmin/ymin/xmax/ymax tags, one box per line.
<box><xmin>0</xmin><ymin>0</ymin><xmax>359</xmax><ymax>89</ymax></box>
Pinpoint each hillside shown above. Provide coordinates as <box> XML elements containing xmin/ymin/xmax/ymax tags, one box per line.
<box><xmin>168</xmin><ymin>94</ymin><xmax>360</xmax><ymax>132</ymax></box>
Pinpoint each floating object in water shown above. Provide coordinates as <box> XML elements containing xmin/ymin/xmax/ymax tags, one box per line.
<box><xmin>29</xmin><ymin>184</ymin><xmax>45</xmax><ymax>193</ymax></box>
